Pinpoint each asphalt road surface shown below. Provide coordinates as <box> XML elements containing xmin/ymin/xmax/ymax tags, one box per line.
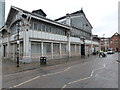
<box><xmin>2</xmin><ymin>53</ymin><xmax>119</xmax><ymax>89</ymax></box>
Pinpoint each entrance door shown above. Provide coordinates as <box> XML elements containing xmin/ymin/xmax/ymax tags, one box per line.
<box><xmin>116</xmin><ymin>48</ymin><xmax>118</xmax><ymax>52</ymax></box>
<box><xmin>3</xmin><ymin>45</ymin><xmax>6</xmax><ymax>57</ymax></box>
<box><xmin>81</xmin><ymin>44</ymin><xmax>85</xmax><ymax>55</ymax></box>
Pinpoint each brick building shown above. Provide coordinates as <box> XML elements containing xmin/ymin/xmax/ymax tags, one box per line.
<box><xmin>109</xmin><ymin>32</ymin><xmax>120</xmax><ymax>52</ymax></box>
<box><xmin>100</xmin><ymin>37</ymin><xmax>110</xmax><ymax>51</ymax></box>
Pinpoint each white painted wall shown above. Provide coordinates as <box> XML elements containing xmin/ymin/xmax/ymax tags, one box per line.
<box><xmin>70</xmin><ymin>37</ymin><xmax>83</xmax><ymax>43</ymax></box>
<box><xmin>10</xmin><ymin>31</ymin><xmax>24</xmax><ymax>41</ymax></box>
<box><xmin>85</xmin><ymin>40</ymin><xmax>99</xmax><ymax>46</ymax></box>
<box><xmin>29</xmin><ymin>30</ymin><xmax>68</xmax><ymax>41</ymax></box>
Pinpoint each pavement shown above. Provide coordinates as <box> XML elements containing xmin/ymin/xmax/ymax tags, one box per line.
<box><xmin>2</xmin><ymin>55</ymin><xmax>99</xmax><ymax>75</ymax></box>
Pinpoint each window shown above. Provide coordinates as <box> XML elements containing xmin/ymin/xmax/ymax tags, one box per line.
<box><xmin>110</xmin><ymin>41</ymin><xmax>112</xmax><ymax>44</ymax></box>
<box><xmin>30</xmin><ymin>22</ymin><xmax>33</xmax><ymax>29</ymax></box>
<box><xmin>42</xmin><ymin>24</ymin><xmax>46</xmax><ymax>32</ymax></box>
<box><xmin>49</xmin><ymin>27</ymin><xmax>52</xmax><ymax>33</ymax></box>
<box><xmin>61</xmin><ymin>44</ymin><xmax>66</xmax><ymax>54</ymax></box>
<box><xmin>53</xmin><ymin>43</ymin><xmax>59</xmax><ymax>54</ymax></box>
<box><xmin>38</xmin><ymin>24</ymin><xmax>41</xmax><ymax>31</ymax></box>
<box><xmin>115</xmin><ymin>39</ymin><xmax>118</xmax><ymax>44</ymax></box>
<box><xmin>34</xmin><ymin>23</ymin><xmax>37</xmax><ymax>30</ymax></box>
<box><xmin>46</xmin><ymin>26</ymin><xmax>51</xmax><ymax>33</ymax></box>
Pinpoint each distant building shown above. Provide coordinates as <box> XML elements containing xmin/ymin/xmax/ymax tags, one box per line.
<box><xmin>99</xmin><ymin>32</ymin><xmax>120</xmax><ymax>52</ymax></box>
<box><xmin>108</xmin><ymin>32</ymin><xmax>120</xmax><ymax>52</ymax></box>
<box><xmin>0</xmin><ymin>6</ymin><xmax>99</xmax><ymax>62</ymax></box>
<box><xmin>92</xmin><ymin>35</ymin><xmax>100</xmax><ymax>54</ymax></box>
<box><xmin>0</xmin><ymin>0</ymin><xmax>5</xmax><ymax>28</ymax></box>
<box><xmin>100</xmin><ymin>37</ymin><xmax>110</xmax><ymax>51</ymax></box>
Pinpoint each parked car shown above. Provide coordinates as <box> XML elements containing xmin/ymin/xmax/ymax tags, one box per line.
<box><xmin>107</xmin><ymin>49</ymin><xmax>114</xmax><ymax>54</ymax></box>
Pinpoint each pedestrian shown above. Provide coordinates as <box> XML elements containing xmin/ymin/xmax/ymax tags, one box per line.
<box><xmin>99</xmin><ymin>50</ymin><xmax>103</xmax><ymax>57</ymax></box>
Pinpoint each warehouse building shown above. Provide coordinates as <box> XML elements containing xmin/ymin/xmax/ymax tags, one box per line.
<box><xmin>0</xmin><ymin>6</ymin><xmax>99</xmax><ymax>63</ymax></box>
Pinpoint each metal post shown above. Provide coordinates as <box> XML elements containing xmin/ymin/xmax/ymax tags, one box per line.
<box><xmin>16</xmin><ymin>24</ymin><xmax>20</xmax><ymax>67</ymax></box>
<box><xmin>103</xmin><ymin>34</ymin><xmax>105</xmax><ymax>51</ymax></box>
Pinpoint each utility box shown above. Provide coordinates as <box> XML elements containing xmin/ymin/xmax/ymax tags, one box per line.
<box><xmin>40</xmin><ymin>57</ymin><xmax>46</xmax><ymax>65</ymax></box>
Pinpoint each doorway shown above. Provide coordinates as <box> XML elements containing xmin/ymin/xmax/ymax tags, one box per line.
<box><xmin>3</xmin><ymin>45</ymin><xmax>7</xmax><ymax>57</ymax></box>
<box><xmin>81</xmin><ymin>44</ymin><xmax>85</xmax><ymax>56</ymax></box>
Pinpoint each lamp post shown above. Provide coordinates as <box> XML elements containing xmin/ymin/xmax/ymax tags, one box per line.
<box><xmin>103</xmin><ymin>34</ymin><xmax>105</xmax><ymax>51</ymax></box>
<box><xmin>81</xmin><ymin>36</ymin><xmax>85</xmax><ymax>58</ymax></box>
<box><xmin>16</xmin><ymin>23</ymin><xmax>20</xmax><ymax>67</ymax></box>
<box><xmin>91</xmin><ymin>35</ymin><xmax>93</xmax><ymax>55</ymax></box>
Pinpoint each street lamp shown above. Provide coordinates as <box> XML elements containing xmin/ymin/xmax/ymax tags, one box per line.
<box><xmin>91</xmin><ymin>35</ymin><xmax>93</xmax><ymax>55</ymax></box>
<box><xmin>81</xmin><ymin>36</ymin><xmax>85</xmax><ymax>58</ymax></box>
<box><xmin>103</xmin><ymin>34</ymin><xmax>105</xmax><ymax>51</ymax></box>
<box><xmin>16</xmin><ymin>23</ymin><xmax>20</xmax><ymax>67</ymax></box>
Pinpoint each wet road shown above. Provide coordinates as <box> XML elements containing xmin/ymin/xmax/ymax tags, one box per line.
<box><xmin>2</xmin><ymin>53</ymin><xmax>118</xmax><ymax>89</ymax></box>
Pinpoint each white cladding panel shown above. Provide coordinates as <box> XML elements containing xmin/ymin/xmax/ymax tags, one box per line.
<box><xmin>92</xmin><ymin>41</ymin><xmax>99</xmax><ymax>45</ymax></box>
<box><xmin>85</xmin><ymin>40</ymin><xmax>99</xmax><ymax>45</ymax></box>
<box><xmin>70</xmin><ymin>37</ymin><xmax>83</xmax><ymax>43</ymax></box>
<box><xmin>29</xmin><ymin>30</ymin><xmax>67</xmax><ymax>41</ymax></box>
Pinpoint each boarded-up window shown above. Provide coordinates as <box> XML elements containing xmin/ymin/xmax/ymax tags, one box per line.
<box><xmin>71</xmin><ymin>44</ymin><xmax>75</xmax><ymax>54</ymax></box>
<box><xmin>43</xmin><ymin>43</ymin><xmax>51</xmax><ymax>55</ymax></box>
<box><xmin>31</xmin><ymin>42</ymin><xmax>41</xmax><ymax>56</ymax></box>
<box><xmin>76</xmin><ymin>44</ymin><xmax>79</xmax><ymax>53</ymax></box>
<box><xmin>53</xmin><ymin>43</ymin><xmax>59</xmax><ymax>55</ymax></box>
<box><xmin>61</xmin><ymin>44</ymin><xmax>67</xmax><ymax>54</ymax></box>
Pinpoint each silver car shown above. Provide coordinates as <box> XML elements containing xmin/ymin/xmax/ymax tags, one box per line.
<box><xmin>107</xmin><ymin>49</ymin><xmax>114</xmax><ymax>54</ymax></box>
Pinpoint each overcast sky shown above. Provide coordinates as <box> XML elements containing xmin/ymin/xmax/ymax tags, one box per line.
<box><xmin>5</xmin><ymin>0</ymin><xmax>119</xmax><ymax>37</ymax></box>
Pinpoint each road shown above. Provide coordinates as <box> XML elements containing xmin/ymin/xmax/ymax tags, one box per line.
<box><xmin>2</xmin><ymin>53</ymin><xmax>119</xmax><ymax>89</ymax></box>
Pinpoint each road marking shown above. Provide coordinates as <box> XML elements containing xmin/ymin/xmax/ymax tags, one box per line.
<box><xmin>61</xmin><ymin>64</ymin><xmax>106</xmax><ymax>89</ymax></box>
<box><xmin>9</xmin><ymin>67</ymin><xmax>71</xmax><ymax>88</ymax></box>
<box><xmin>10</xmin><ymin>76</ymin><xmax>41</xmax><ymax>88</ymax></box>
<box><xmin>8</xmin><ymin>59</ymin><xmax>105</xmax><ymax>88</ymax></box>
<box><xmin>42</xmin><ymin>67</ymin><xmax>71</xmax><ymax>77</ymax></box>
<box><xmin>3</xmin><ymin>70</ymin><xmax>33</xmax><ymax>78</ymax></box>
<box><xmin>68</xmin><ymin>77</ymin><xmax>90</xmax><ymax>85</ymax></box>
<box><xmin>62</xmin><ymin>84</ymin><xmax>67</xmax><ymax>89</ymax></box>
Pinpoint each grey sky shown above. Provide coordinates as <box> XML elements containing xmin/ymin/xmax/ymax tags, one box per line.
<box><xmin>5</xmin><ymin>0</ymin><xmax>119</xmax><ymax>37</ymax></box>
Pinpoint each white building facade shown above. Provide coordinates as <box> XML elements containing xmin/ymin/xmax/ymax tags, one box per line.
<box><xmin>0</xmin><ymin>6</ymin><xmax>99</xmax><ymax>63</ymax></box>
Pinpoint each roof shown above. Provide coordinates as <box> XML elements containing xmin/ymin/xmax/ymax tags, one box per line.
<box><xmin>54</xmin><ymin>9</ymin><xmax>92</xmax><ymax>28</ymax></box>
<box><xmin>55</xmin><ymin>9</ymin><xmax>86</xmax><ymax>21</ymax></box>
<box><xmin>32</xmin><ymin>9</ymin><xmax>47</xmax><ymax>17</ymax></box>
<box><xmin>111</xmin><ymin>32</ymin><xmax>120</xmax><ymax>38</ymax></box>
<box><xmin>71</xmin><ymin>9</ymin><xmax>86</xmax><ymax>16</ymax></box>
<box><xmin>6</xmin><ymin>6</ymin><xmax>70</xmax><ymax>30</ymax></box>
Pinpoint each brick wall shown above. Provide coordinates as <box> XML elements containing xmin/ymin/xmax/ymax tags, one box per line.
<box><xmin>109</xmin><ymin>33</ymin><xmax>120</xmax><ymax>52</ymax></box>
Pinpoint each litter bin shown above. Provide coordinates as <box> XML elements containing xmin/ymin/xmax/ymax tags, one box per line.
<box><xmin>40</xmin><ymin>57</ymin><xmax>46</xmax><ymax>65</ymax></box>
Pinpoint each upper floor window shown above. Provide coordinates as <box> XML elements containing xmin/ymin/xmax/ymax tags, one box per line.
<box><xmin>41</xmin><ymin>24</ymin><xmax>46</xmax><ymax>32</ymax></box>
<box><xmin>34</xmin><ymin>23</ymin><xmax>38</xmax><ymax>30</ymax></box>
<box><xmin>30</xmin><ymin>20</ymin><xmax>66</xmax><ymax>36</ymax></box>
<box><xmin>38</xmin><ymin>24</ymin><xmax>41</xmax><ymax>31</ymax></box>
<box><xmin>110</xmin><ymin>41</ymin><xmax>112</xmax><ymax>44</ymax></box>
